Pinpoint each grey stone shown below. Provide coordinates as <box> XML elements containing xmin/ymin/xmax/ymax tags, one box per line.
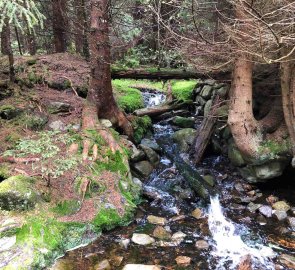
<box><xmin>130</xmin><ymin>150</ymin><xmax>146</xmax><ymax>163</ymax></box>
<box><xmin>140</xmin><ymin>139</ymin><xmax>161</xmax><ymax>153</ymax></box>
<box><xmin>195</xmin><ymin>240</ymin><xmax>209</xmax><ymax>250</ymax></box>
<box><xmin>203</xmin><ymin>79</ymin><xmax>216</xmax><ymax>86</ymax></box>
<box><xmin>204</xmin><ymin>100</ymin><xmax>212</xmax><ymax>117</ymax></box>
<box><xmin>139</xmin><ymin>145</ymin><xmax>160</xmax><ymax>167</ymax></box>
<box><xmin>273</xmin><ymin>210</ymin><xmax>287</xmax><ymax>221</ymax></box>
<box><xmin>258</xmin><ymin>205</ymin><xmax>272</xmax><ymax>218</ymax></box>
<box><xmin>254</xmin><ymin>161</ymin><xmax>286</xmax><ymax>180</ymax></box>
<box><xmin>49</xmin><ymin>120</ymin><xmax>66</xmax><ymax>131</ymax></box>
<box><xmin>153</xmin><ymin>226</ymin><xmax>171</xmax><ymax>240</ymax></box>
<box><xmin>172</xmin><ymin>128</ymin><xmax>197</xmax><ymax>152</ymax></box>
<box><xmin>100</xmin><ymin>119</ymin><xmax>112</xmax><ymax>128</ymax></box>
<box><xmin>216</xmin><ymin>105</ymin><xmax>229</xmax><ymax>117</ymax></box>
<box><xmin>216</xmin><ymin>86</ymin><xmax>229</xmax><ymax>97</ymax></box>
<box><xmin>247</xmin><ymin>202</ymin><xmax>262</xmax><ymax>213</ymax></box>
<box><xmin>287</xmin><ymin>217</ymin><xmax>295</xmax><ymax>230</ymax></box>
<box><xmin>172</xmin><ymin>116</ymin><xmax>195</xmax><ymax>128</ymax></box>
<box><xmin>131</xmin><ymin>233</ymin><xmax>155</xmax><ymax>245</ymax></box>
<box><xmin>200</xmin><ymin>85</ymin><xmax>213</xmax><ymax>100</ymax></box>
<box><xmin>132</xmin><ymin>161</ymin><xmax>154</xmax><ymax>178</ymax></box>
<box><xmin>147</xmin><ymin>215</ymin><xmax>167</xmax><ymax>225</ymax></box>
<box><xmin>195</xmin><ymin>96</ymin><xmax>206</xmax><ymax>106</ymax></box>
<box><xmin>47</xmin><ymin>102</ymin><xmax>71</xmax><ymax>114</ymax></box>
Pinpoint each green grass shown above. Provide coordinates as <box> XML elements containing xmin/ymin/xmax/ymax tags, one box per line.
<box><xmin>171</xmin><ymin>80</ymin><xmax>198</xmax><ymax>101</ymax></box>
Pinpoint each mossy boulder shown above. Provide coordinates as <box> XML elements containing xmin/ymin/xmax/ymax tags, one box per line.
<box><xmin>172</xmin><ymin>128</ymin><xmax>197</xmax><ymax>152</ymax></box>
<box><xmin>132</xmin><ymin>161</ymin><xmax>154</xmax><ymax>178</ymax></box>
<box><xmin>47</xmin><ymin>102</ymin><xmax>72</xmax><ymax>114</ymax></box>
<box><xmin>200</xmin><ymin>85</ymin><xmax>213</xmax><ymax>100</ymax></box>
<box><xmin>172</xmin><ymin>116</ymin><xmax>195</xmax><ymax>128</ymax></box>
<box><xmin>228</xmin><ymin>140</ymin><xmax>246</xmax><ymax>167</ymax></box>
<box><xmin>0</xmin><ymin>176</ymin><xmax>41</xmax><ymax>211</ymax></box>
<box><xmin>0</xmin><ymin>105</ymin><xmax>22</xmax><ymax>120</ymax></box>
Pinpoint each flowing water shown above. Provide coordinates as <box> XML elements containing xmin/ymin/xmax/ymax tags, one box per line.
<box><xmin>52</xmin><ymin>90</ymin><xmax>293</xmax><ymax>270</ymax></box>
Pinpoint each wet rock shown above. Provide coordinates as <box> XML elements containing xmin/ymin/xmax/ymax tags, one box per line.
<box><xmin>216</xmin><ymin>86</ymin><xmax>229</xmax><ymax>97</ymax></box>
<box><xmin>257</xmin><ymin>215</ymin><xmax>267</xmax><ymax>225</ymax></box>
<box><xmin>172</xmin><ymin>116</ymin><xmax>195</xmax><ymax>128</ymax></box>
<box><xmin>259</xmin><ymin>205</ymin><xmax>272</xmax><ymax>218</ymax></box>
<box><xmin>266</xmin><ymin>195</ymin><xmax>279</xmax><ymax>205</ymax></box>
<box><xmin>248</xmin><ymin>202</ymin><xmax>262</xmax><ymax>213</ymax></box>
<box><xmin>131</xmin><ymin>233</ymin><xmax>155</xmax><ymax>245</ymax></box>
<box><xmin>195</xmin><ymin>240</ymin><xmax>209</xmax><ymax>250</ymax></box>
<box><xmin>147</xmin><ymin>215</ymin><xmax>167</xmax><ymax>225</ymax></box>
<box><xmin>139</xmin><ymin>145</ymin><xmax>160</xmax><ymax>167</ymax></box>
<box><xmin>254</xmin><ymin>161</ymin><xmax>286</xmax><ymax>180</ymax></box>
<box><xmin>237</xmin><ymin>255</ymin><xmax>252</xmax><ymax>270</ymax></box>
<box><xmin>172</xmin><ymin>128</ymin><xmax>196</xmax><ymax>152</ymax></box>
<box><xmin>140</xmin><ymin>139</ymin><xmax>161</xmax><ymax>153</ymax></box>
<box><xmin>191</xmin><ymin>208</ymin><xmax>203</xmax><ymax>219</ymax></box>
<box><xmin>203</xmin><ymin>175</ymin><xmax>215</xmax><ymax>187</ymax></box>
<box><xmin>100</xmin><ymin>119</ymin><xmax>112</xmax><ymax>128</ymax></box>
<box><xmin>175</xmin><ymin>256</ymin><xmax>191</xmax><ymax>267</ymax></box>
<box><xmin>122</xmin><ymin>265</ymin><xmax>161</xmax><ymax>270</ymax></box>
<box><xmin>0</xmin><ymin>176</ymin><xmax>41</xmax><ymax>211</ymax></box>
<box><xmin>132</xmin><ymin>161</ymin><xmax>154</xmax><ymax>178</ymax></box>
<box><xmin>47</xmin><ymin>101</ymin><xmax>71</xmax><ymax>114</ymax></box>
<box><xmin>200</xmin><ymin>85</ymin><xmax>213</xmax><ymax>100</ymax></box>
<box><xmin>169</xmin><ymin>215</ymin><xmax>186</xmax><ymax>222</ymax></box>
<box><xmin>94</xmin><ymin>259</ymin><xmax>111</xmax><ymax>270</ymax></box>
<box><xmin>110</xmin><ymin>255</ymin><xmax>124</xmax><ymax>267</ymax></box>
<box><xmin>273</xmin><ymin>210</ymin><xmax>287</xmax><ymax>221</ymax></box>
<box><xmin>287</xmin><ymin>217</ymin><xmax>295</xmax><ymax>230</ymax></box>
<box><xmin>272</xmin><ymin>201</ymin><xmax>290</xmax><ymax>212</ymax></box>
<box><xmin>49</xmin><ymin>120</ymin><xmax>66</xmax><ymax>131</ymax></box>
<box><xmin>247</xmin><ymin>190</ymin><xmax>256</xmax><ymax>197</ymax></box>
<box><xmin>278</xmin><ymin>254</ymin><xmax>295</xmax><ymax>269</ymax></box>
<box><xmin>195</xmin><ymin>96</ymin><xmax>207</xmax><ymax>106</ymax></box>
<box><xmin>171</xmin><ymin>231</ymin><xmax>187</xmax><ymax>242</ymax></box>
<box><xmin>153</xmin><ymin>226</ymin><xmax>171</xmax><ymax>240</ymax></box>
<box><xmin>119</xmin><ymin>238</ymin><xmax>130</xmax><ymax>249</ymax></box>
<box><xmin>235</xmin><ymin>183</ymin><xmax>245</xmax><ymax>193</ymax></box>
<box><xmin>130</xmin><ymin>150</ymin><xmax>146</xmax><ymax>163</ymax></box>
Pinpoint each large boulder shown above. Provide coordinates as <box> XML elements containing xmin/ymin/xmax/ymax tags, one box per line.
<box><xmin>47</xmin><ymin>102</ymin><xmax>72</xmax><ymax>114</ymax></box>
<box><xmin>172</xmin><ymin>116</ymin><xmax>195</xmax><ymax>128</ymax></box>
<box><xmin>140</xmin><ymin>139</ymin><xmax>161</xmax><ymax>153</ymax></box>
<box><xmin>139</xmin><ymin>145</ymin><xmax>160</xmax><ymax>167</ymax></box>
<box><xmin>172</xmin><ymin>128</ymin><xmax>197</xmax><ymax>152</ymax></box>
<box><xmin>200</xmin><ymin>85</ymin><xmax>213</xmax><ymax>100</ymax></box>
<box><xmin>0</xmin><ymin>176</ymin><xmax>41</xmax><ymax>211</ymax></box>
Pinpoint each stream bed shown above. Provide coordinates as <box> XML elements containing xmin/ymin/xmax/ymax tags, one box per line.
<box><xmin>51</xmin><ymin>91</ymin><xmax>295</xmax><ymax>270</ymax></box>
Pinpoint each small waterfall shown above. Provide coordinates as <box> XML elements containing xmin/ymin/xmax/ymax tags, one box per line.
<box><xmin>142</xmin><ymin>92</ymin><xmax>166</xmax><ymax>107</ymax></box>
<box><xmin>208</xmin><ymin>196</ymin><xmax>275</xmax><ymax>270</ymax></box>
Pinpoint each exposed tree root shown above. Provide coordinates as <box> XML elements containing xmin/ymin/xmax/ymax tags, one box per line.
<box><xmin>0</xmin><ymin>157</ymin><xmax>40</xmax><ymax>163</ymax></box>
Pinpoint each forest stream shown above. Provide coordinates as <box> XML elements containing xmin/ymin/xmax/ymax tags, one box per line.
<box><xmin>51</xmin><ymin>90</ymin><xmax>295</xmax><ymax>270</ymax></box>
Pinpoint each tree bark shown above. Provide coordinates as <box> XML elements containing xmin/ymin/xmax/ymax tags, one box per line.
<box><xmin>52</xmin><ymin>0</ymin><xmax>68</xmax><ymax>52</ymax></box>
<box><xmin>83</xmin><ymin>0</ymin><xmax>132</xmax><ymax>137</ymax></box>
<box><xmin>1</xmin><ymin>20</ymin><xmax>15</xmax><ymax>81</ymax></box>
<box><xmin>280</xmin><ymin>60</ymin><xmax>295</xmax><ymax>163</ymax></box>
<box><xmin>228</xmin><ymin>56</ymin><xmax>262</xmax><ymax>159</ymax></box>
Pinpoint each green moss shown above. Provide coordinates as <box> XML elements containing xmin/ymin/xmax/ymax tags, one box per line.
<box><xmin>171</xmin><ymin>80</ymin><xmax>198</xmax><ymax>101</ymax></box>
<box><xmin>258</xmin><ymin>139</ymin><xmax>292</xmax><ymax>159</ymax></box>
<box><xmin>52</xmin><ymin>200</ymin><xmax>81</xmax><ymax>216</ymax></box>
<box><xmin>132</xmin><ymin>116</ymin><xmax>152</xmax><ymax>144</ymax></box>
<box><xmin>0</xmin><ymin>165</ymin><xmax>10</xmax><ymax>179</ymax></box>
<box><xmin>22</xmin><ymin>114</ymin><xmax>48</xmax><ymax>130</ymax></box>
<box><xmin>112</xmin><ymin>79</ymin><xmax>144</xmax><ymax>113</ymax></box>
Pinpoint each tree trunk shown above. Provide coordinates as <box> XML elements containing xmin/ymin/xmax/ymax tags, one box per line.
<box><xmin>280</xmin><ymin>60</ymin><xmax>295</xmax><ymax>164</ymax></box>
<box><xmin>1</xmin><ymin>20</ymin><xmax>15</xmax><ymax>81</ymax></box>
<box><xmin>26</xmin><ymin>28</ymin><xmax>37</xmax><ymax>55</ymax></box>
<box><xmin>228</xmin><ymin>56</ymin><xmax>262</xmax><ymax>159</ymax></box>
<box><xmin>14</xmin><ymin>26</ymin><xmax>23</xmax><ymax>55</ymax></box>
<box><xmin>83</xmin><ymin>0</ymin><xmax>132</xmax><ymax>137</ymax></box>
<box><xmin>74</xmin><ymin>0</ymin><xmax>88</xmax><ymax>56</ymax></box>
<box><xmin>52</xmin><ymin>0</ymin><xmax>68</xmax><ymax>53</ymax></box>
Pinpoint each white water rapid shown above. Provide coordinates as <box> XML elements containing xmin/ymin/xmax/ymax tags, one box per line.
<box><xmin>208</xmin><ymin>196</ymin><xmax>276</xmax><ymax>270</ymax></box>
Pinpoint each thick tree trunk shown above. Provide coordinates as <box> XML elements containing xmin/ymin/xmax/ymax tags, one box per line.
<box><xmin>84</xmin><ymin>0</ymin><xmax>132</xmax><ymax>137</ymax></box>
<box><xmin>228</xmin><ymin>56</ymin><xmax>262</xmax><ymax>159</ymax></box>
<box><xmin>52</xmin><ymin>0</ymin><xmax>68</xmax><ymax>53</ymax></box>
<box><xmin>280</xmin><ymin>60</ymin><xmax>295</xmax><ymax>164</ymax></box>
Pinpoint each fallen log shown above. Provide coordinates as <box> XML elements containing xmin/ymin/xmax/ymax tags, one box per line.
<box><xmin>134</xmin><ymin>101</ymin><xmax>193</xmax><ymax>117</ymax></box>
<box><xmin>193</xmin><ymin>95</ymin><xmax>223</xmax><ymax>164</ymax></box>
<box><xmin>112</xmin><ymin>68</ymin><xmax>230</xmax><ymax>81</ymax></box>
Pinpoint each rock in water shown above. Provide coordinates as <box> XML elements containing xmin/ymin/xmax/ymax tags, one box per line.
<box><xmin>172</xmin><ymin>116</ymin><xmax>195</xmax><ymax>128</ymax></box>
<box><xmin>122</xmin><ymin>265</ymin><xmax>161</xmax><ymax>270</ymax></box>
<box><xmin>140</xmin><ymin>139</ymin><xmax>161</xmax><ymax>153</ymax></box>
<box><xmin>147</xmin><ymin>215</ymin><xmax>167</xmax><ymax>225</ymax></box>
<box><xmin>131</xmin><ymin>234</ymin><xmax>155</xmax><ymax>245</ymax></box>
<box><xmin>195</xmin><ymin>240</ymin><xmax>209</xmax><ymax>250</ymax></box>
<box><xmin>258</xmin><ymin>205</ymin><xmax>272</xmax><ymax>218</ymax></box>
<box><xmin>175</xmin><ymin>256</ymin><xmax>191</xmax><ymax>267</ymax></box>
<box><xmin>273</xmin><ymin>210</ymin><xmax>287</xmax><ymax>221</ymax></box>
<box><xmin>153</xmin><ymin>226</ymin><xmax>171</xmax><ymax>240</ymax></box>
<box><xmin>237</xmin><ymin>255</ymin><xmax>252</xmax><ymax>270</ymax></box>
<box><xmin>191</xmin><ymin>208</ymin><xmax>202</xmax><ymax>219</ymax></box>
<box><xmin>272</xmin><ymin>201</ymin><xmax>290</xmax><ymax>212</ymax></box>
<box><xmin>279</xmin><ymin>254</ymin><xmax>295</xmax><ymax>269</ymax></box>
<box><xmin>132</xmin><ymin>161</ymin><xmax>154</xmax><ymax>178</ymax></box>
